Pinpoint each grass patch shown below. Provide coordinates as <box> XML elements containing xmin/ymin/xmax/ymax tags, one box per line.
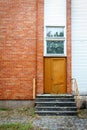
<box><xmin>0</xmin><ymin>123</ymin><xmax>33</xmax><ymax>130</ymax></box>
<box><xmin>78</xmin><ymin>109</ymin><xmax>87</xmax><ymax>118</ymax></box>
<box><xmin>0</xmin><ymin>108</ymin><xmax>11</xmax><ymax>111</ymax></box>
<box><xmin>17</xmin><ymin>107</ymin><xmax>35</xmax><ymax>118</ymax></box>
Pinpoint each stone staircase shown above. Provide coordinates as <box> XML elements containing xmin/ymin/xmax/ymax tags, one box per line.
<box><xmin>35</xmin><ymin>94</ymin><xmax>77</xmax><ymax>116</ymax></box>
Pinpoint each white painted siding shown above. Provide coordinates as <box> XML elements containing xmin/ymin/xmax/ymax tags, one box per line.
<box><xmin>44</xmin><ymin>0</ymin><xmax>66</xmax><ymax>56</ymax></box>
<box><xmin>44</xmin><ymin>0</ymin><xmax>66</xmax><ymax>26</ymax></box>
<box><xmin>72</xmin><ymin>0</ymin><xmax>87</xmax><ymax>94</ymax></box>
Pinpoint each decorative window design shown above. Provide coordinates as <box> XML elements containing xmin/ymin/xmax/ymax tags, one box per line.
<box><xmin>44</xmin><ymin>26</ymin><xmax>66</xmax><ymax>56</ymax></box>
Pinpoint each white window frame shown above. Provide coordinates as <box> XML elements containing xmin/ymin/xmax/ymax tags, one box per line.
<box><xmin>44</xmin><ymin>26</ymin><xmax>66</xmax><ymax>57</ymax></box>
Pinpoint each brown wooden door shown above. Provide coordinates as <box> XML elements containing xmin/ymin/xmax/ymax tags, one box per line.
<box><xmin>44</xmin><ymin>58</ymin><xmax>66</xmax><ymax>94</ymax></box>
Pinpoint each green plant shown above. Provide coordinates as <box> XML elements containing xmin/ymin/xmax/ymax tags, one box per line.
<box><xmin>0</xmin><ymin>123</ymin><xmax>33</xmax><ymax>130</ymax></box>
<box><xmin>0</xmin><ymin>108</ymin><xmax>11</xmax><ymax>111</ymax></box>
<box><xmin>29</xmin><ymin>108</ymin><xmax>35</xmax><ymax>118</ymax></box>
<box><xmin>17</xmin><ymin>107</ymin><xmax>35</xmax><ymax>117</ymax></box>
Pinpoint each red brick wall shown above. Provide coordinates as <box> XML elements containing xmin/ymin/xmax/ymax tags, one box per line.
<box><xmin>66</xmin><ymin>0</ymin><xmax>72</xmax><ymax>93</ymax></box>
<box><xmin>0</xmin><ymin>0</ymin><xmax>39</xmax><ymax>99</ymax></box>
<box><xmin>0</xmin><ymin>0</ymin><xmax>71</xmax><ymax>99</ymax></box>
<box><xmin>36</xmin><ymin>0</ymin><xmax>44</xmax><ymax>94</ymax></box>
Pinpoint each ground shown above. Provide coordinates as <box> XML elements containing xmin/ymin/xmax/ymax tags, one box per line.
<box><xmin>0</xmin><ymin>107</ymin><xmax>87</xmax><ymax>130</ymax></box>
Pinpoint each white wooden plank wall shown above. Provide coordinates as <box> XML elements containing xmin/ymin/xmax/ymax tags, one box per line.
<box><xmin>72</xmin><ymin>0</ymin><xmax>87</xmax><ymax>94</ymax></box>
<box><xmin>44</xmin><ymin>0</ymin><xmax>66</xmax><ymax>26</ymax></box>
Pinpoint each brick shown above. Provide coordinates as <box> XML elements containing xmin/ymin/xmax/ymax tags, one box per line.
<box><xmin>0</xmin><ymin>0</ymin><xmax>71</xmax><ymax>99</ymax></box>
<box><xmin>0</xmin><ymin>0</ymin><xmax>38</xmax><ymax>99</ymax></box>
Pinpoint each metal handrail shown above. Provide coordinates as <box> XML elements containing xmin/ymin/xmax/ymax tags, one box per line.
<box><xmin>72</xmin><ymin>78</ymin><xmax>80</xmax><ymax>109</ymax></box>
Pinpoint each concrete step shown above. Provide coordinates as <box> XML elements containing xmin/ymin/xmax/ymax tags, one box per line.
<box><xmin>36</xmin><ymin>102</ymin><xmax>76</xmax><ymax>107</ymax></box>
<box><xmin>36</xmin><ymin>94</ymin><xmax>74</xmax><ymax>99</ymax></box>
<box><xmin>35</xmin><ymin>94</ymin><xmax>77</xmax><ymax>116</ymax></box>
<box><xmin>35</xmin><ymin>110</ymin><xmax>77</xmax><ymax>116</ymax></box>
<box><xmin>36</xmin><ymin>98</ymin><xmax>75</xmax><ymax>102</ymax></box>
<box><xmin>35</xmin><ymin>106</ymin><xmax>77</xmax><ymax>111</ymax></box>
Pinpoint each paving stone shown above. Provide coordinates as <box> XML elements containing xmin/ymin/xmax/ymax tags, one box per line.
<box><xmin>33</xmin><ymin>116</ymin><xmax>87</xmax><ymax>130</ymax></box>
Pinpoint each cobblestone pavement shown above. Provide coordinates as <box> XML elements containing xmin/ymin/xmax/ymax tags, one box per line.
<box><xmin>33</xmin><ymin>116</ymin><xmax>87</xmax><ymax>130</ymax></box>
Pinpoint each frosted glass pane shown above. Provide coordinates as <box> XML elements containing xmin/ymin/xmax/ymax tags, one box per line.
<box><xmin>47</xmin><ymin>41</ymin><xmax>64</xmax><ymax>54</ymax></box>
